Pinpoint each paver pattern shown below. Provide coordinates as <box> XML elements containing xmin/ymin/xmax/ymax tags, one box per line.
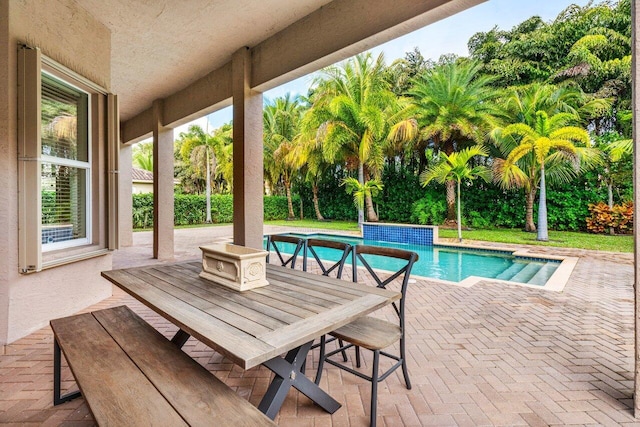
<box><xmin>0</xmin><ymin>226</ymin><xmax>637</xmax><ymax>426</ymax></box>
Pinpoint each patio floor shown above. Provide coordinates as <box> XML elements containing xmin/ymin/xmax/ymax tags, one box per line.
<box><xmin>1</xmin><ymin>226</ymin><xmax>638</xmax><ymax>426</ymax></box>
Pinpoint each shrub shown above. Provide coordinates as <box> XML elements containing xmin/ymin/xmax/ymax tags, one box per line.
<box><xmin>264</xmin><ymin>196</ymin><xmax>298</xmax><ymax>221</ymax></box>
<box><xmin>209</xmin><ymin>195</ymin><xmax>233</xmax><ymax>223</ymax></box>
<box><xmin>410</xmin><ymin>193</ymin><xmax>446</xmax><ymax>225</ymax></box>
<box><xmin>467</xmin><ymin>211</ymin><xmax>491</xmax><ymax>229</ymax></box>
<box><xmin>378</xmin><ymin>165</ymin><xmax>424</xmax><ymax>223</ymax></box>
<box><xmin>132</xmin><ymin>193</ymin><xmax>154</xmax><ymax>228</ymax></box>
<box><xmin>132</xmin><ymin>193</ymin><xmax>294</xmax><ymax>228</ymax></box>
<box><xmin>586</xmin><ymin>201</ymin><xmax>634</xmax><ymax>234</ymax></box>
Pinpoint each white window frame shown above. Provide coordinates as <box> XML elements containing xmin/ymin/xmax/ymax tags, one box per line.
<box><xmin>18</xmin><ymin>45</ymin><xmax>119</xmax><ymax>273</ymax></box>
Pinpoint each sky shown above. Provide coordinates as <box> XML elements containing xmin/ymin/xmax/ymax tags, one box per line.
<box><xmin>176</xmin><ymin>0</ymin><xmax>592</xmax><ymax>135</ymax></box>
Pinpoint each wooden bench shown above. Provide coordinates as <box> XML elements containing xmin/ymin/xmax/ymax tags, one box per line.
<box><xmin>51</xmin><ymin>305</ymin><xmax>275</xmax><ymax>426</ymax></box>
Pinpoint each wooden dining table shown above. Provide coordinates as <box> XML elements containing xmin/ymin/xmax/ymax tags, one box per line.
<box><xmin>101</xmin><ymin>260</ymin><xmax>400</xmax><ymax>419</ymax></box>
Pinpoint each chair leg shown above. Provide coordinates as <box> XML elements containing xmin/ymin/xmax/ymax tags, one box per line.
<box><xmin>370</xmin><ymin>350</ymin><xmax>380</xmax><ymax>427</ymax></box>
<box><xmin>314</xmin><ymin>335</ymin><xmax>326</xmax><ymax>385</ymax></box>
<box><xmin>400</xmin><ymin>337</ymin><xmax>411</xmax><ymax>390</ymax></box>
<box><xmin>355</xmin><ymin>345</ymin><xmax>362</xmax><ymax>368</ymax></box>
<box><xmin>338</xmin><ymin>339</ymin><xmax>348</xmax><ymax>362</ymax></box>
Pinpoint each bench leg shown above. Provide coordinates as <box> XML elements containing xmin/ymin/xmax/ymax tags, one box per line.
<box><xmin>258</xmin><ymin>341</ymin><xmax>341</xmax><ymax>419</ymax></box>
<box><xmin>53</xmin><ymin>339</ymin><xmax>81</xmax><ymax>405</ymax></box>
<box><xmin>170</xmin><ymin>329</ymin><xmax>190</xmax><ymax>348</ymax></box>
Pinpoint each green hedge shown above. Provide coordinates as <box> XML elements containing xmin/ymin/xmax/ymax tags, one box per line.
<box><xmin>132</xmin><ymin>193</ymin><xmax>294</xmax><ymax>228</ymax></box>
<box><xmin>133</xmin><ymin>162</ymin><xmax>625</xmax><ymax>232</ymax></box>
<box><xmin>292</xmin><ymin>164</ymin><xmax>615</xmax><ymax>231</ymax></box>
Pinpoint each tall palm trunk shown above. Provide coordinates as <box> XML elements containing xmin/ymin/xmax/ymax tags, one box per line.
<box><xmin>537</xmin><ymin>166</ymin><xmax>548</xmax><ymax>241</ymax></box>
<box><xmin>525</xmin><ymin>188</ymin><xmax>537</xmax><ymax>232</ymax></box>
<box><xmin>357</xmin><ymin>163</ymin><xmax>365</xmax><ymax>227</ymax></box>
<box><xmin>456</xmin><ymin>180</ymin><xmax>462</xmax><ymax>241</ymax></box>
<box><xmin>284</xmin><ymin>175</ymin><xmax>295</xmax><ymax>220</ymax></box>
<box><xmin>365</xmin><ymin>192</ymin><xmax>378</xmax><ymax>222</ymax></box>
<box><xmin>446</xmin><ymin>180</ymin><xmax>456</xmax><ymax>222</ymax></box>
<box><xmin>312</xmin><ymin>183</ymin><xmax>324</xmax><ymax>221</ymax></box>
<box><xmin>443</xmin><ymin>139</ymin><xmax>456</xmax><ymax>223</ymax></box>
<box><xmin>364</xmin><ymin>170</ymin><xmax>379</xmax><ymax>222</ymax></box>
<box><xmin>607</xmin><ymin>169</ymin><xmax>615</xmax><ymax>235</ymax></box>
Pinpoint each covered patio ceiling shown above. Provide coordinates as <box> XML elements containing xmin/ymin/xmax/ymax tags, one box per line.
<box><xmin>73</xmin><ymin>0</ymin><xmax>484</xmax><ymax>140</ymax></box>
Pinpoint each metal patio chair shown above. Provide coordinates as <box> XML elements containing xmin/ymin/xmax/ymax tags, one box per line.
<box><xmin>265</xmin><ymin>234</ymin><xmax>305</xmax><ymax>269</ymax></box>
<box><xmin>303</xmin><ymin>238</ymin><xmax>355</xmax><ymax>366</ymax></box>
<box><xmin>303</xmin><ymin>238</ymin><xmax>354</xmax><ymax>280</ymax></box>
<box><xmin>314</xmin><ymin>244</ymin><xmax>418</xmax><ymax>427</ymax></box>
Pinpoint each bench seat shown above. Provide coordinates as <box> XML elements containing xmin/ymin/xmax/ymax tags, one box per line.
<box><xmin>51</xmin><ymin>305</ymin><xmax>275</xmax><ymax>426</ymax></box>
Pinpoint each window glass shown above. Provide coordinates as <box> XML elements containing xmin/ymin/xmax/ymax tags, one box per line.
<box><xmin>41</xmin><ymin>164</ymin><xmax>87</xmax><ymax>244</ymax></box>
<box><xmin>40</xmin><ymin>72</ymin><xmax>90</xmax><ymax>249</ymax></box>
<box><xmin>41</xmin><ymin>73</ymin><xmax>88</xmax><ymax>162</ymax></box>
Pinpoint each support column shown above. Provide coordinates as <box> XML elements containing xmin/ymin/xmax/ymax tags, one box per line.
<box><xmin>118</xmin><ymin>144</ymin><xmax>133</xmax><ymax>247</ymax></box>
<box><xmin>152</xmin><ymin>100</ymin><xmax>174</xmax><ymax>259</ymax></box>
<box><xmin>633</xmin><ymin>0</ymin><xmax>639</xmax><ymax>418</ymax></box>
<box><xmin>232</xmin><ymin>47</ymin><xmax>263</xmax><ymax>249</ymax></box>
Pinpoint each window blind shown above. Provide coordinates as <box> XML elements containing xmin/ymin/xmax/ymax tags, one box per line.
<box><xmin>40</xmin><ymin>72</ymin><xmax>90</xmax><ymax>247</ymax></box>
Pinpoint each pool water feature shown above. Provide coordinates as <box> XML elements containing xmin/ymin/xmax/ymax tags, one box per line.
<box><xmin>265</xmin><ymin>233</ymin><xmax>563</xmax><ymax>288</ymax></box>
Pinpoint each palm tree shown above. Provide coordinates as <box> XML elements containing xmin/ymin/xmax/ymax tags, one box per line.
<box><xmin>132</xmin><ymin>141</ymin><xmax>153</xmax><ymax>171</ymax></box>
<box><xmin>493</xmin><ymin>111</ymin><xmax>590</xmax><ymax>241</ymax></box>
<box><xmin>178</xmin><ymin>124</ymin><xmax>219</xmax><ymax>223</ymax></box>
<box><xmin>341</xmin><ymin>177</ymin><xmax>384</xmax><ymax>220</ymax></box>
<box><xmin>420</xmin><ymin>145</ymin><xmax>491</xmax><ymax>241</ymax></box>
<box><xmin>263</xmin><ymin>94</ymin><xmax>306</xmax><ymax>220</ymax></box>
<box><xmin>287</xmin><ymin>131</ymin><xmax>329</xmax><ymax>220</ymax></box>
<box><xmin>208</xmin><ymin>123</ymin><xmax>233</xmax><ymax>193</ymax></box>
<box><xmin>492</xmin><ymin>83</ymin><xmax>608</xmax><ymax>232</ymax></box>
<box><xmin>305</xmin><ymin>52</ymin><xmax>394</xmax><ymax>227</ymax></box>
<box><xmin>394</xmin><ymin>60</ymin><xmax>502</xmax><ymax>224</ymax></box>
<box><xmin>595</xmin><ymin>131</ymin><xmax>632</xmax><ymax>234</ymax></box>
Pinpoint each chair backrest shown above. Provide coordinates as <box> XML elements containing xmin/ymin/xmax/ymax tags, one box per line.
<box><xmin>266</xmin><ymin>235</ymin><xmax>305</xmax><ymax>269</ymax></box>
<box><xmin>303</xmin><ymin>238</ymin><xmax>353</xmax><ymax>280</ymax></box>
<box><xmin>353</xmin><ymin>244</ymin><xmax>418</xmax><ymax>325</ymax></box>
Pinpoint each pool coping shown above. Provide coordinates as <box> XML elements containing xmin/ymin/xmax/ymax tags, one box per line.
<box><xmin>266</xmin><ymin>231</ymin><xmax>579</xmax><ymax>292</ymax></box>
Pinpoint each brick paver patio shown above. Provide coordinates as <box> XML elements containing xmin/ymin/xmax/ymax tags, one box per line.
<box><xmin>1</xmin><ymin>226</ymin><xmax>638</xmax><ymax>426</ymax></box>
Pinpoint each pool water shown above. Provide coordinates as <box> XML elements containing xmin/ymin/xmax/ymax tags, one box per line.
<box><xmin>266</xmin><ymin>233</ymin><xmax>560</xmax><ymax>286</ymax></box>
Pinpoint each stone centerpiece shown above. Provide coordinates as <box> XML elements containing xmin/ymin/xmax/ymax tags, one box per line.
<box><xmin>199</xmin><ymin>243</ymin><xmax>269</xmax><ymax>291</ymax></box>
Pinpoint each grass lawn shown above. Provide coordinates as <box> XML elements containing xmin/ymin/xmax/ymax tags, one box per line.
<box><xmin>265</xmin><ymin>219</ymin><xmax>360</xmax><ymax>232</ymax></box>
<box><xmin>438</xmin><ymin>228</ymin><xmax>633</xmax><ymax>253</ymax></box>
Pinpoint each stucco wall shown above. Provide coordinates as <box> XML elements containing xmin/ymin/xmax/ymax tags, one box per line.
<box><xmin>119</xmin><ymin>145</ymin><xmax>133</xmax><ymax>247</ymax></box>
<box><xmin>0</xmin><ymin>0</ymin><xmax>12</xmax><ymax>348</ymax></box>
<box><xmin>0</xmin><ymin>0</ymin><xmax>113</xmax><ymax>346</ymax></box>
<box><xmin>132</xmin><ymin>182</ymin><xmax>154</xmax><ymax>194</ymax></box>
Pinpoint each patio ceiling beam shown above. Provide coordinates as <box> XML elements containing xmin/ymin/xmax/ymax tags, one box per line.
<box><xmin>251</xmin><ymin>0</ymin><xmax>483</xmax><ymax>90</ymax></box>
<box><xmin>120</xmin><ymin>0</ymin><xmax>483</xmax><ymax>143</ymax></box>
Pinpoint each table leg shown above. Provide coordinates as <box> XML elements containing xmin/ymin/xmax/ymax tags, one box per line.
<box><xmin>53</xmin><ymin>339</ymin><xmax>81</xmax><ymax>405</ymax></box>
<box><xmin>258</xmin><ymin>341</ymin><xmax>341</xmax><ymax>419</ymax></box>
<box><xmin>170</xmin><ymin>329</ymin><xmax>190</xmax><ymax>348</ymax></box>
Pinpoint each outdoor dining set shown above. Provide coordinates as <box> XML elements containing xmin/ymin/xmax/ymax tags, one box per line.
<box><xmin>50</xmin><ymin>234</ymin><xmax>419</xmax><ymax>426</ymax></box>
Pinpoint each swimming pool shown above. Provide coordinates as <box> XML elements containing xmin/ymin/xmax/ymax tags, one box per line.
<box><xmin>266</xmin><ymin>233</ymin><xmax>564</xmax><ymax>287</ymax></box>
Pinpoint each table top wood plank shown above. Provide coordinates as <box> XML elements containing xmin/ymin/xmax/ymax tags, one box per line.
<box><xmin>263</xmin><ymin>276</ymin><xmax>354</xmax><ymax>305</ymax></box>
<box><xmin>177</xmin><ymin>262</ymin><xmax>320</xmax><ymax>319</ymax></box>
<box><xmin>250</xmin><ymin>284</ymin><xmax>333</xmax><ymax>314</ymax></box>
<box><xmin>257</xmin><ymin>293</ymin><xmax>397</xmax><ymax>349</ymax></box>
<box><xmin>165</xmin><ymin>263</ymin><xmax>302</xmax><ymax>326</ymax></box>
<box><xmin>101</xmin><ymin>269</ymin><xmax>274</xmax><ymax>368</ymax></box>
<box><xmin>126</xmin><ymin>268</ymin><xmax>275</xmax><ymax>337</ymax></box>
<box><xmin>137</xmin><ymin>267</ymin><xmax>287</xmax><ymax>333</ymax></box>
